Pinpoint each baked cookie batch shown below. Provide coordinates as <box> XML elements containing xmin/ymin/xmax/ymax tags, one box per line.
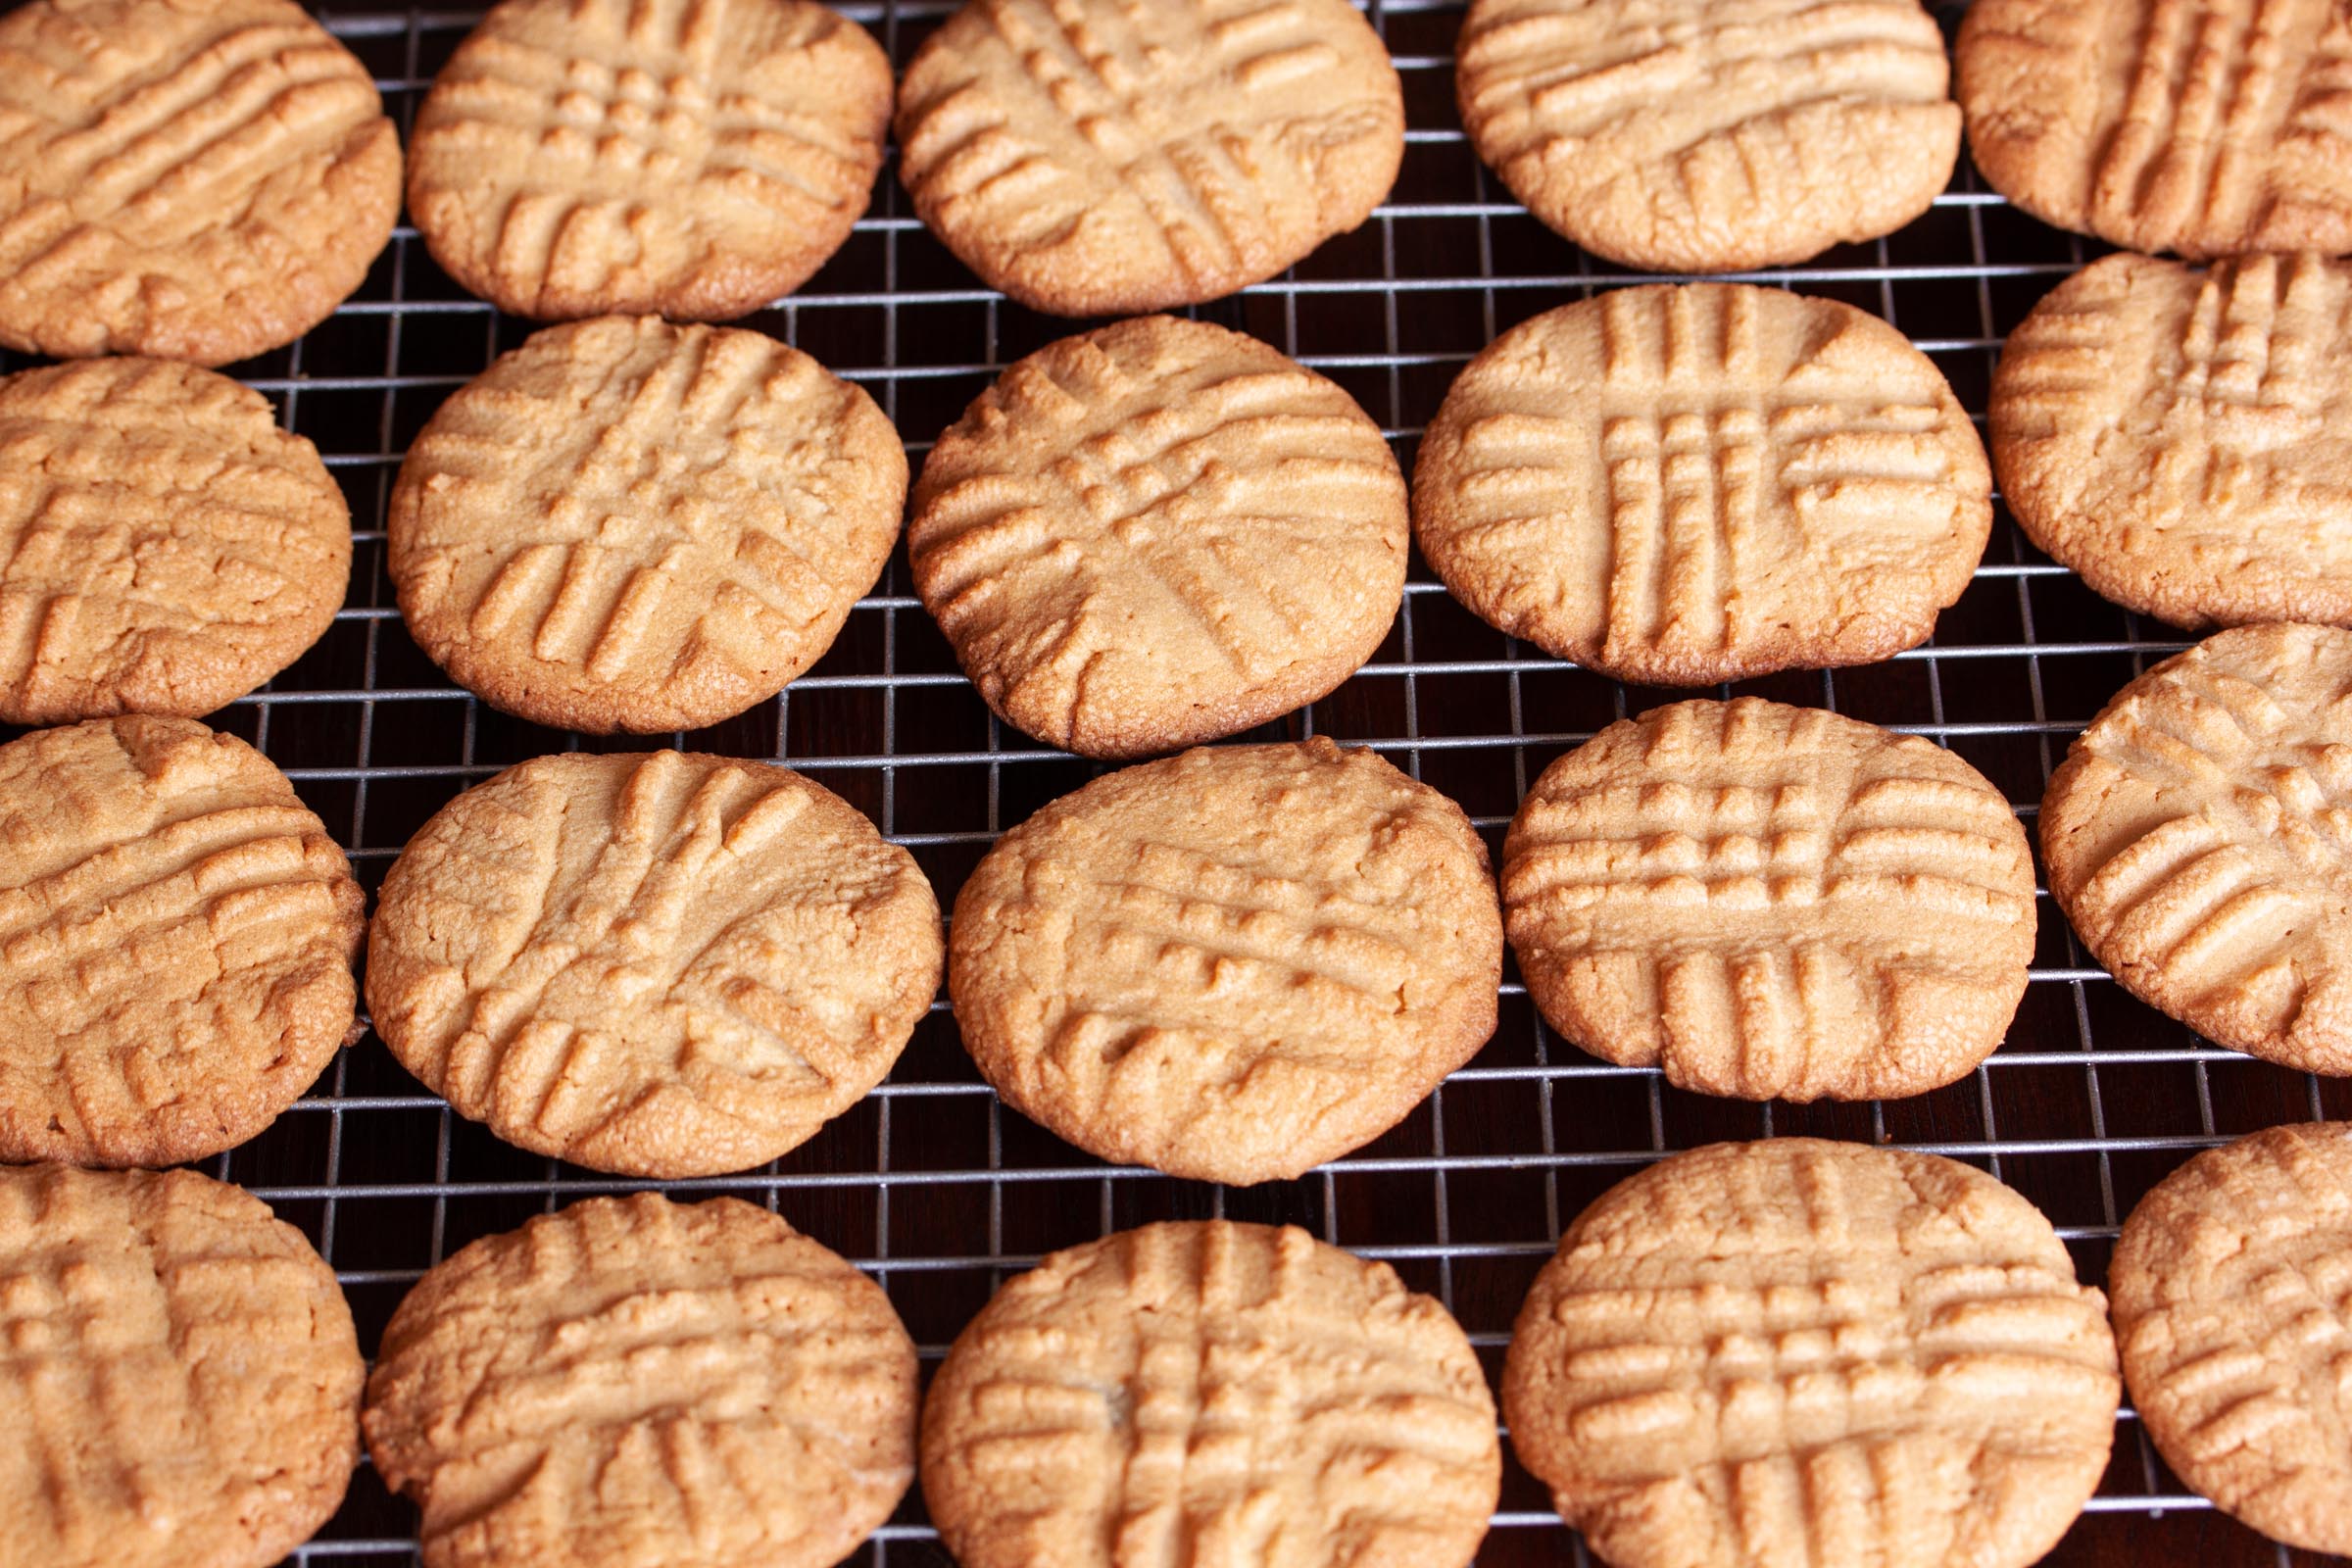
<box><xmin>5</xmin><ymin>0</ymin><xmax>2352</xmax><ymax>1565</ymax></box>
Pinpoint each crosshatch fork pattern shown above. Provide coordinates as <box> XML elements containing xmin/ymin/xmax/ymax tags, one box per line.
<box><xmin>7</xmin><ymin>2</ymin><xmax>2347</xmax><ymax>1565</ymax></box>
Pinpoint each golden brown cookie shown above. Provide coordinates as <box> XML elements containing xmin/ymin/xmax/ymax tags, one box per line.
<box><xmin>1504</xmin><ymin>1139</ymin><xmax>2121</xmax><ymax>1568</ymax></box>
<box><xmin>0</xmin><ymin>359</ymin><xmax>350</xmax><ymax>725</ymax></box>
<box><xmin>2111</xmin><ymin>1122</ymin><xmax>2352</xmax><ymax>1554</ymax></box>
<box><xmin>950</xmin><ymin>738</ymin><xmax>1501</xmax><ymax>1184</ymax></box>
<box><xmin>1503</xmin><ymin>699</ymin><xmax>2036</xmax><ymax>1101</ymax></box>
<box><xmin>921</xmin><ymin>1220</ymin><xmax>1500</xmax><ymax>1568</ymax></box>
<box><xmin>0</xmin><ymin>1162</ymin><xmax>364</xmax><ymax>1568</ymax></box>
<box><xmin>1958</xmin><ymin>0</ymin><xmax>2352</xmax><ymax>259</ymax></box>
<box><xmin>389</xmin><ymin>317</ymin><xmax>906</xmax><ymax>735</ymax></box>
<box><xmin>0</xmin><ymin>0</ymin><xmax>400</xmax><ymax>366</ymax></box>
<box><xmin>1456</xmin><ymin>0</ymin><xmax>1960</xmax><ymax>272</ymax></box>
<box><xmin>910</xmin><ymin>316</ymin><xmax>1406</xmax><ymax>758</ymax></box>
<box><xmin>1413</xmin><ymin>284</ymin><xmax>1991</xmax><ymax>686</ymax></box>
<box><xmin>895</xmin><ymin>0</ymin><xmax>1403</xmax><ymax>316</ymax></box>
<box><xmin>2042</xmin><ymin>623</ymin><xmax>2352</xmax><ymax>1074</ymax></box>
<box><xmin>0</xmin><ymin>716</ymin><xmax>363</xmax><ymax>1167</ymax></box>
<box><xmin>408</xmin><ymin>0</ymin><xmax>891</xmax><ymax>321</ymax></box>
<box><xmin>1991</xmin><ymin>251</ymin><xmax>2352</xmax><ymax>630</ymax></box>
<box><xmin>367</xmin><ymin>749</ymin><xmax>942</xmax><ymax>1178</ymax></box>
<box><xmin>365</xmin><ymin>1192</ymin><xmax>916</xmax><ymax>1568</ymax></box>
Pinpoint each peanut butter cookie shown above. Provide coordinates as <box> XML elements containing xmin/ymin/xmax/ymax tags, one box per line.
<box><xmin>896</xmin><ymin>0</ymin><xmax>1403</xmax><ymax>315</ymax></box>
<box><xmin>922</xmin><ymin>1220</ymin><xmax>1499</xmax><ymax>1568</ymax></box>
<box><xmin>1505</xmin><ymin>1140</ymin><xmax>2120</xmax><ymax>1568</ymax></box>
<box><xmin>1414</xmin><ymin>284</ymin><xmax>1991</xmax><ymax>686</ymax></box>
<box><xmin>2042</xmin><ymin>623</ymin><xmax>2352</xmax><ymax>1072</ymax></box>
<box><xmin>366</xmin><ymin>1192</ymin><xmax>915</xmax><ymax>1568</ymax></box>
<box><xmin>367</xmin><ymin>749</ymin><xmax>942</xmax><ymax>1178</ymax></box>
<box><xmin>950</xmin><ymin>738</ymin><xmax>1501</xmax><ymax>1184</ymax></box>
<box><xmin>1504</xmin><ymin>699</ymin><xmax>2036</xmax><ymax>1101</ymax></box>
<box><xmin>0</xmin><ymin>1162</ymin><xmax>364</xmax><ymax>1568</ymax></box>
<box><xmin>408</xmin><ymin>0</ymin><xmax>890</xmax><ymax>320</ymax></box>
<box><xmin>0</xmin><ymin>0</ymin><xmax>399</xmax><ymax>364</ymax></box>
<box><xmin>0</xmin><ymin>716</ymin><xmax>363</xmax><ymax>1167</ymax></box>
<box><xmin>910</xmin><ymin>316</ymin><xmax>1406</xmax><ymax>758</ymax></box>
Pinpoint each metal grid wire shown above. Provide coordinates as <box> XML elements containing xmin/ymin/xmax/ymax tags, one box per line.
<box><xmin>26</xmin><ymin>1</ymin><xmax>2345</xmax><ymax>1563</ymax></box>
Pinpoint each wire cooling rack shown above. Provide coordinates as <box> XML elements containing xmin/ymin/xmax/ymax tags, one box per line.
<box><xmin>22</xmin><ymin>2</ymin><xmax>2343</xmax><ymax>1564</ymax></box>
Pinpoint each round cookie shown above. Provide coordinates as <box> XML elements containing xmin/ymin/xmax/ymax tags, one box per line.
<box><xmin>922</xmin><ymin>1220</ymin><xmax>1500</xmax><ymax>1568</ymax></box>
<box><xmin>0</xmin><ymin>1162</ymin><xmax>364</xmax><ymax>1568</ymax></box>
<box><xmin>1504</xmin><ymin>1139</ymin><xmax>2121</xmax><ymax>1568</ymax></box>
<box><xmin>366</xmin><ymin>1192</ymin><xmax>916</xmax><ymax>1568</ymax></box>
<box><xmin>895</xmin><ymin>0</ymin><xmax>1403</xmax><ymax>316</ymax></box>
<box><xmin>0</xmin><ymin>716</ymin><xmax>364</xmax><ymax>1167</ymax></box>
<box><xmin>1503</xmin><ymin>699</ymin><xmax>2036</xmax><ymax>1101</ymax></box>
<box><xmin>949</xmin><ymin>738</ymin><xmax>1501</xmax><ymax>1184</ymax></box>
<box><xmin>1958</xmin><ymin>0</ymin><xmax>2352</xmax><ymax>259</ymax></box>
<box><xmin>1991</xmin><ymin>251</ymin><xmax>2352</xmax><ymax>630</ymax></box>
<box><xmin>0</xmin><ymin>0</ymin><xmax>400</xmax><ymax>365</ymax></box>
<box><xmin>910</xmin><ymin>316</ymin><xmax>1407</xmax><ymax>758</ymax></box>
<box><xmin>2111</xmin><ymin>1121</ymin><xmax>2352</xmax><ymax>1553</ymax></box>
<box><xmin>367</xmin><ymin>748</ymin><xmax>942</xmax><ymax>1178</ymax></box>
<box><xmin>1413</xmin><ymin>284</ymin><xmax>1990</xmax><ymax>686</ymax></box>
<box><xmin>408</xmin><ymin>0</ymin><xmax>891</xmax><ymax>321</ymax></box>
<box><xmin>0</xmin><ymin>359</ymin><xmax>350</xmax><ymax>724</ymax></box>
<box><xmin>1456</xmin><ymin>0</ymin><xmax>1960</xmax><ymax>272</ymax></box>
<box><xmin>2042</xmin><ymin>623</ymin><xmax>2352</xmax><ymax>1073</ymax></box>
<box><xmin>389</xmin><ymin>317</ymin><xmax>906</xmax><ymax>735</ymax></box>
